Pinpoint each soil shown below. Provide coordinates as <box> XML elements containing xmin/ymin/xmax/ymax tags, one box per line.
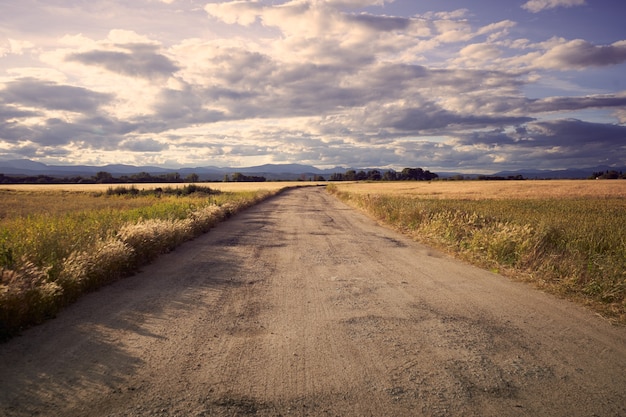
<box><xmin>1</xmin><ymin>187</ymin><xmax>625</xmax><ymax>416</ymax></box>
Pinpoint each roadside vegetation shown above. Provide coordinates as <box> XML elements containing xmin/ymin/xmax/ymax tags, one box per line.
<box><xmin>327</xmin><ymin>181</ymin><xmax>626</xmax><ymax>323</ymax></box>
<box><xmin>0</xmin><ymin>185</ymin><xmax>284</xmax><ymax>340</ymax></box>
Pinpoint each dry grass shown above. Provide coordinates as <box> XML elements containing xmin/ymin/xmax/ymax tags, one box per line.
<box><xmin>0</xmin><ymin>185</ymin><xmax>288</xmax><ymax>340</ymax></box>
<box><xmin>328</xmin><ymin>181</ymin><xmax>626</xmax><ymax>324</ymax></box>
<box><xmin>330</xmin><ymin>179</ymin><xmax>626</xmax><ymax>199</ymax></box>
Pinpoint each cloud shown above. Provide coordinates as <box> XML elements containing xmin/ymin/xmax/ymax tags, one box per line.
<box><xmin>1</xmin><ymin>78</ymin><xmax>112</xmax><ymax>113</ymax></box>
<box><xmin>380</xmin><ymin>103</ymin><xmax>533</xmax><ymax>133</ymax></box>
<box><xmin>120</xmin><ymin>138</ymin><xmax>168</xmax><ymax>152</ymax></box>
<box><xmin>535</xmin><ymin>39</ymin><xmax>626</xmax><ymax>69</ymax></box>
<box><xmin>527</xmin><ymin>94</ymin><xmax>626</xmax><ymax>113</ymax></box>
<box><xmin>204</xmin><ymin>1</ymin><xmax>263</xmax><ymax>26</ymax></box>
<box><xmin>0</xmin><ymin>78</ymin><xmax>138</xmax><ymax>148</ymax></box>
<box><xmin>456</xmin><ymin>119</ymin><xmax>626</xmax><ymax>169</ymax></box>
<box><xmin>67</xmin><ymin>44</ymin><xmax>180</xmax><ymax>79</ymax></box>
<box><xmin>0</xmin><ymin>103</ymin><xmax>41</xmax><ymax>122</ymax></box>
<box><xmin>0</xmin><ymin>38</ymin><xmax>35</xmax><ymax>57</ymax></box>
<box><xmin>521</xmin><ymin>0</ymin><xmax>586</xmax><ymax>13</ymax></box>
<box><xmin>1</xmin><ymin>0</ymin><xmax>624</xmax><ymax>171</ymax></box>
<box><xmin>345</xmin><ymin>13</ymin><xmax>411</xmax><ymax>31</ymax></box>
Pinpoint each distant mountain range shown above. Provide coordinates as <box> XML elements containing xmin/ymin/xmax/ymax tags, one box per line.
<box><xmin>0</xmin><ymin>159</ymin><xmax>349</xmax><ymax>181</ymax></box>
<box><xmin>439</xmin><ymin>166</ymin><xmax>626</xmax><ymax>180</ymax></box>
<box><xmin>0</xmin><ymin>159</ymin><xmax>623</xmax><ymax>180</ymax></box>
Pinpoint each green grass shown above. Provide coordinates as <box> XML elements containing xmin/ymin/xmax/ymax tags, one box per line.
<box><xmin>0</xmin><ymin>186</ymin><xmax>283</xmax><ymax>340</ymax></box>
<box><xmin>327</xmin><ymin>185</ymin><xmax>626</xmax><ymax>323</ymax></box>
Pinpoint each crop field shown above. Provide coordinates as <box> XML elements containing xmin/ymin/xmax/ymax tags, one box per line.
<box><xmin>0</xmin><ymin>183</ymin><xmax>299</xmax><ymax>339</ymax></box>
<box><xmin>328</xmin><ymin>180</ymin><xmax>626</xmax><ymax>323</ymax></box>
<box><xmin>0</xmin><ymin>181</ymin><xmax>325</xmax><ymax>193</ymax></box>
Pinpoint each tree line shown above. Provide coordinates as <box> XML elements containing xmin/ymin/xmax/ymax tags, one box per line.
<box><xmin>591</xmin><ymin>170</ymin><xmax>626</xmax><ymax>179</ymax></box>
<box><xmin>328</xmin><ymin>168</ymin><xmax>438</xmax><ymax>181</ymax></box>
<box><xmin>0</xmin><ymin>171</ymin><xmax>201</xmax><ymax>184</ymax></box>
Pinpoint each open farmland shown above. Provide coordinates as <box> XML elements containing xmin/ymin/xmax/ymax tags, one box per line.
<box><xmin>329</xmin><ymin>179</ymin><xmax>626</xmax><ymax>199</ymax></box>
<box><xmin>0</xmin><ymin>181</ymin><xmax>324</xmax><ymax>193</ymax></box>
<box><xmin>328</xmin><ymin>180</ymin><xmax>626</xmax><ymax>323</ymax></box>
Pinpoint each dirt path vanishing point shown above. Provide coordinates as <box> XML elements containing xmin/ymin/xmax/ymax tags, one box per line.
<box><xmin>1</xmin><ymin>187</ymin><xmax>625</xmax><ymax>417</ymax></box>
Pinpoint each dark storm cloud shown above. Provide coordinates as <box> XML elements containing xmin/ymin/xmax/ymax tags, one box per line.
<box><xmin>67</xmin><ymin>44</ymin><xmax>180</xmax><ymax>79</ymax></box>
<box><xmin>1</xmin><ymin>78</ymin><xmax>112</xmax><ymax>113</ymax></box>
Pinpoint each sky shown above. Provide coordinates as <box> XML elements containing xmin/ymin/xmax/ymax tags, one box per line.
<box><xmin>1</xmin><ymin>0</ymin><xmax>625</xmax><ymax>173</ymax></box>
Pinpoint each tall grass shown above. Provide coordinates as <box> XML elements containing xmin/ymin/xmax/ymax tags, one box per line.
<box><xmin>0</xmin><ymin>186</ymin><xmax>282</xmax><ymax>340</ymax></box>
<box><xmin>327</xmin><ymin>184</ymin><xmax>626</xmax><ymax>323</ymax></box>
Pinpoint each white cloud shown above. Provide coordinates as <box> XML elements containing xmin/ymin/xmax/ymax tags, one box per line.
<box><xmin>521</xmin><ymin>0</ymin><xmax>586</xmax><ymax>13</ymax></box>
<box><xmin>204</xmin><ymin>1</ymin><xmax>263</xmax><ymax>26</ymax></box>
<box><xmin>455</xmin><ymin>43</ymin><xmax>502</xmax><ymax>67</ymax></box>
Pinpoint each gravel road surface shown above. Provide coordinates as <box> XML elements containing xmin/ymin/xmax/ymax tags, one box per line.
<box><xmin>1</xmin><ymin>187</ymin><xmax>625</xmax><ymax>416</ymax></box>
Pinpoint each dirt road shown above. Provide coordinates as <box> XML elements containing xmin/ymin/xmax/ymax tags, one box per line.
<box><xmin>1</xmin><ymin>187</ymin><xmax>625</xmax><ymax>416</ymax></box>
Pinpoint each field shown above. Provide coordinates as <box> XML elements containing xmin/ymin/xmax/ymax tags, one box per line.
<box><xmin>0</xmin><ymin>182</ymin><xmax>318</xmax><ymax>340</ymax></box>
<box><xmin>328</xmin><ymin>180</ymin><xmax>626</xmax><ymax>323</ymax></box>
<box><xmin>0</xmin><ymin>181</ymin><xmax>325</xmax><ymax>193</ymax></box>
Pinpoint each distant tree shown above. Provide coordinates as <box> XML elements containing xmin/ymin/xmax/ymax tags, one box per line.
<box><xmin>382</xmin><ymin>170</ymin><xmax>397</xmax><ymax>181</ymax></box>
<box><xmin>185</xmin><ymin>173</ymin><xmax>199</xmax><ymax>183</ymax></box>
<box><xmin>161</xmin><ymin>172</ymin><xmax>182</xmax><ymax>182</ymax></box>
<box><xmin>94</xmin><ymin>171</ymin><xmax>114</xmax><ymax>183</ymax></box>
<box><xmin>231</xmin><ymin>172</ymin><xmax>266</xmax><ymax>182</ymax></box>
<box><xmin>130</xmin><ymin>172</ymin><xmax>153</xmax><ymax>182</ymax></box>
<box><xmin>593</xmin><ymin>170</ymin><xmax>623</xmax><ymax>179</ymax></box>
<box><xmin>344</xmin><ymin>170</ymin><xmax>357</xmax><ymax>181</ymax></box>
<box><xmin>367</xmin><ymin>170</ymin><xmax>382</xmax><ymax>181</ymax></box>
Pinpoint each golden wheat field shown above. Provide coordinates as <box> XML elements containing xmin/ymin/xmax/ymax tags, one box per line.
<box><xmin>0</xmin><ymin>181</ymin><xmax>324</xmax><ymax>193</ymax></box>
<box><xmin>331</xmin><ymin>179</ymin><xmax>626</xmax><ymax>199</ymax></box>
